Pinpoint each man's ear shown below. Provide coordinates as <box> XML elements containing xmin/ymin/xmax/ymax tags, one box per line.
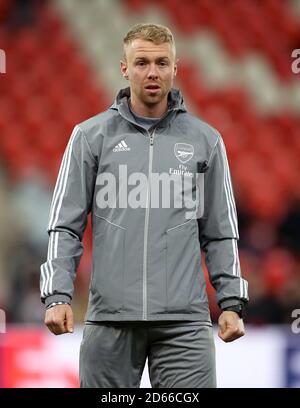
<box><xmin>174</xmin><ymin>58</ymin><xmax>179</xmax><ymax>76</ymax></box>
<box><xmin>120</xmin><ymin>60</ymin><xmax>129</xmax><ymax>80</ymax></box>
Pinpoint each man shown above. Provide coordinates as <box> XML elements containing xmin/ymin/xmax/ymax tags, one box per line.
<box><xmin>40</xmin><ymin>23</ymin><xmax>249</xmax><ymax>388</ymax></box>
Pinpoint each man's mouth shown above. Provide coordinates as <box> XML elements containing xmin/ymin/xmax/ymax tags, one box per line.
<box><xmin>145</xmin><ymin>84</ymin><xmax>161</xmax><ymax>90</ymax></box>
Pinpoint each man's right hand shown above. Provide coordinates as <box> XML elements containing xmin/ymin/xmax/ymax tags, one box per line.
<box><xmin>44</xmin><ymin>304</ymin><xmax>74</xmax><ymax>335</ymax></box>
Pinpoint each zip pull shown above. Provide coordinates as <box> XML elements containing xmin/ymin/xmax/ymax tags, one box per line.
<box><xmin>197</xmin><ymin>160</ymin><xmax>208</xmax><ymax>173</ymax></box>
<box><xmin>149</xmin><ymin>130</ymin><xmax>155</xmax><ymax>146</ymax></box>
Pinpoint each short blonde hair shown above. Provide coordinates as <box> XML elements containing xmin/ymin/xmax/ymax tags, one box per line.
<box><xmin>123</xmin><ymin>23</ymin><xmax>176</xmax><ymax>59</ymax></box>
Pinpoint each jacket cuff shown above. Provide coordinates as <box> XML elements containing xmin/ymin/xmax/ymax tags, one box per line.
<box><xmin>44</xmin><ymin>294</ymin><xmax>71</xmax><ymax>308</ymax></box>
<box><xmin>219</xmin><ymin>298</ymin><xmax>246</xmax><ymax>310</ymax></box>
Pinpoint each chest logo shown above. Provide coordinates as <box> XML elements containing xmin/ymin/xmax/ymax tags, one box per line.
<box><xmin>113</xmin><ymin>140</ymin><xmax>131</xmax><ymax>152</ymax></box>
<box><xmin>174</xmin><ymin>143</ymin><xmax>194</xmax><ymax>163</ymax></box>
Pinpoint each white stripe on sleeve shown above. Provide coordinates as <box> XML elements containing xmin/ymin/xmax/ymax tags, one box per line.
<box><xmin>48</xmin><ymin>126</ymin><xmax>80</xmax><ymax>230</ymax></box>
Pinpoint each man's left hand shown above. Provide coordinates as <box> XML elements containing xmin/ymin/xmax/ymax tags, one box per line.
<box><xmin>218</xmin><ymin>311</ymin><xmax>245</xmax><ymax>343</ymax></box>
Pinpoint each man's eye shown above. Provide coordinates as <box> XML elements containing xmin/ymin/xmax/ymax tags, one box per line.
<box><xmin>137</xmin><ymin>61</ymin><xmax>145</xmax><ymax>66</ymax></box>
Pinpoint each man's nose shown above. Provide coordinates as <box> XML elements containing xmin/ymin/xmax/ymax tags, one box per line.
<box><xmin>147</xmin><ymin>64</ymin><xmax>159</xmax><ymax>79</ymax></box>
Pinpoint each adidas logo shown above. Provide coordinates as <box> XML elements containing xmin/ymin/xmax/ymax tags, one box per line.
<box><xmin>113</xmin><ymin>140</ymin><xmax>131</xmax><ymax>152</ymax></box>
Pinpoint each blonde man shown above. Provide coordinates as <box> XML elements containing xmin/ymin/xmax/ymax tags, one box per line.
<box><xmin>41</xmin><ymin>23</ymin><xmax>248</xmax><ymax>388</ymax></box>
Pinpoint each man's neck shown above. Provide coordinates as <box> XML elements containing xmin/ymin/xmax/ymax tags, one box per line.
<box><xmin>129</xmin><ymin>95</ymin><xmax>168</xmax><ymax>118</ymax></box>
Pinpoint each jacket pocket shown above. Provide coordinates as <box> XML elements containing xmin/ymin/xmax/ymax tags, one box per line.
<box><xmin>166</xmin><ymin>218</ymin><xmax>200</xmax><ymax>313</ymax></box>
<box><xmin>91</xmin><ymin>215</ymin><xmax>125</xmax><ymax>313</ymax></box>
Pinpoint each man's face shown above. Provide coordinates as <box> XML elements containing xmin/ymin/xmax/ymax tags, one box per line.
<box><xmin>121</xmin><ymin>39</ymin><xmax>177</xmax><ymax>109</ymax></box>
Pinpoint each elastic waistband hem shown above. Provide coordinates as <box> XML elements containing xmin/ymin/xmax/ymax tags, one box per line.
<box><xmin>85</xmin><ymin>312</ymin><xmax>212</xmax><ymax>325</ymax></box>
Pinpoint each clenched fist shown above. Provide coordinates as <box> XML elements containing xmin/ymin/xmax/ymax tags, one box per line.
<box><xmin>218</xmin><ymin>311</ymin><xmax>245</xmax><ymax>343</ymax></box>
<box><xmin>45</xmin><ymin>304</ymin><xmax>74</xmax><ymax>335</ymax></box>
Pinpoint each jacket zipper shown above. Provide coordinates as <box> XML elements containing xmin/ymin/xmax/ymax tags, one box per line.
<box><xmin>142</xmin><ymin>129</ymin><xmax>155</xmax><ymax>320</ymax></box>
<box><xmin>117</xmin><ymin>106</ymin><xmax>178</xmax><ymax>320</ymax></box>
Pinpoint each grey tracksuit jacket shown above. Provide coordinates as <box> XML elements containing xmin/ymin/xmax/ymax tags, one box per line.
<box><xmin>40</xmin><ymin>87</ymin><xmax>249</xmax><ymax>324</ymax></box>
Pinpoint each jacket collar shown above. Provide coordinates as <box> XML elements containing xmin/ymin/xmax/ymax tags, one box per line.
<box><xmin>110</xmin><ymin>87</ymin><xmax>187</xmax><ymax>124</ymax></box>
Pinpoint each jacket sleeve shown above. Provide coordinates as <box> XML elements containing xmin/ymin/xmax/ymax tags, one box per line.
<box><xmin>198</xmin><ymin>134</ymin><xmax>249</xmax><ymax>310</ymax></box>
<box><xmin>40</xmin><ymin>125</ymin><xmax>98</xmax><ymax>307</ymax></box>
